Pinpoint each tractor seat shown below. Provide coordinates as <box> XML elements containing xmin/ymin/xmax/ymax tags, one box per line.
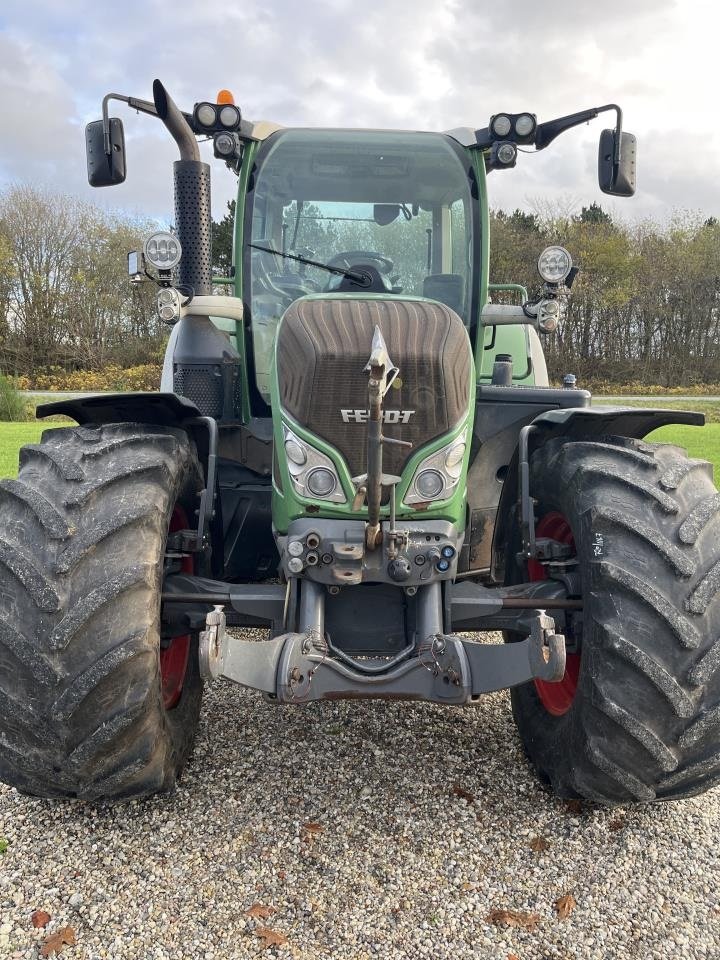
<box><xmin>423</xmin><ymin>273</ymin><xmax>464</xmax><ymax>317</ymax></box>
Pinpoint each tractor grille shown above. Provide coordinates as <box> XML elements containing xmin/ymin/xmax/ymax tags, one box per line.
<box><xmin>276</xmin><ymin>297</ymin><xmax>473</xmax><ymax>477</ymax></box>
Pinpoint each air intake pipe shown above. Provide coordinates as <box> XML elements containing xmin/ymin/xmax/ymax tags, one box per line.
<box><xmin>153</xmin><ymin>80</ymin><xmax>212</xmax><ymax>297</ymax></box>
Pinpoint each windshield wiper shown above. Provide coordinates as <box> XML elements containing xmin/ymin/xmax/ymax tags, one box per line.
<box><xmin>248</xmin><ymin>243</ymin><xmax>370</xmax><ymax>286</ymax></box>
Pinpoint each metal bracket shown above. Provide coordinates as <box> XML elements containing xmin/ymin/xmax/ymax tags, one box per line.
<box><xmin>199</xmin><ymin>605</ymin><xmax>227</xmax><ymax>679</ymax></box>
<box><xmin>207</xmin><ymin>607</ymin><xmax>566</xmax><ymax>704</ymax></box>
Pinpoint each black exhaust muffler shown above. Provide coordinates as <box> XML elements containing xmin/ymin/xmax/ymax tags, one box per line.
<box><xmin>153</xmin><ymin>80</ymin><xmax>212</xmax><ymax>297</ymax></box>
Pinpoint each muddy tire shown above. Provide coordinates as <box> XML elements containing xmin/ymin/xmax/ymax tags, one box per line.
<box><xmin>0</xmin><ymin>423</ymin><xmax>204</xmax><ymax>801</ymax></box>
<box><xmin>507</xmin><ymin>436</ymin><xmax>720</xmax><ymax>804</ymax></box>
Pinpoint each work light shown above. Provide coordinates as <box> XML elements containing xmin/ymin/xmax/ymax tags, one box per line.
<box><xmin>143</xmin><ymin>231</ymin><xmax>182</xmax><ymax>271</ymax></box>
<box><xmin>537</xmin><ymin>246</ymin><xmax>573</xmax><ymax>284</ymax></box>
<box><xmin>515</xmin><ymin>113</ymin><xmax>536</xmax><ymax>137</ymax></box>
<box><xmin>219</xmin><ymin>104</ymin><xmax>241</xmax><ymax>129</ymax></box>
<box><xmin>194</xmin><ymin>103</ymin><xmax>218</xmax><ymax>128</ymax></box>
<box><xmin>491</xmin><ymin>114</ymin><xmax>512</xmax><ymax>137</ymax></box>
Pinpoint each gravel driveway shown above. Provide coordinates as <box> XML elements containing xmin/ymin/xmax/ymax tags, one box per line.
<box><xmin>1</xmin><ymin>630</ymin><xmax>718</xmax><ymax>960</ymax></box>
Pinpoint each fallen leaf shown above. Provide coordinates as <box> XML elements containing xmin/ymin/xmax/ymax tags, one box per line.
<box><xmin>40</xmin><ymin>926</ymin><xmax>76</xmax><ymax>957</ymax></box>
<box><xmin>32</xmin><ymin>910</ymin><xmax>51</xmax><ymax>929</ymax></box>
<box><xmin>555</xmin><ymin>893</ymin><xmax>577</xmax><ymax>920</ymax></box>
<box><xmin>255</xmin><ymin>926</ymin><xmax>288</xmax><ymax>949</ymax></box>
<box><xmin>461</xmin><ymin>881</ymin><xmax>478</xmax><ymax>892</ymax></box>
<box><xmin>508</xmin><ymin>955</ymin><xmax>521</xmax><ymax>960</ymax></box>
<box><xmin>277</xmin><ymin>870</ymin><xmax>287</xmax><ymax>881</ymax></box>
<box><xmin>529</xmin><ymin>835</ymin><xmax>551</xmax><ymax>853</ymax></box>
<box><xmin>487</xmin><ymin>909</ymin><xmax>541</xmax><ymax>930</ymax></box>
<box><xmin>564</xmin><ymin>799</ymin><xmax>583</xmax><ymax>816</ymax></box>
<box><xmin>452</xmin><ymin>784</ymin><xmax>475</xmax><ymax>803</ymax></box>
<box><xmin>301</xmin><ymin>822</ymin><xmax>323</xmax><ymax>835</ymax></box>
<box><xmin>608</xmin><ymin>817</ymin><xmax>626</xmax><ymax>832</ymax></box>
<box><xmin>247</xmin><ymin>903</ymin><xmax>276</xmax><ymax>919</ymax></box>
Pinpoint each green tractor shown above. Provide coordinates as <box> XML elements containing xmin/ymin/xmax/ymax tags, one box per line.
<box><xmin>2</xmin><ymin>81</ymin><xmax>718</xmax><ymax>806</ymax></box>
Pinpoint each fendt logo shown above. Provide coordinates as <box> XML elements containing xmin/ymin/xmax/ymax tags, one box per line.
<box><xmin>341</xmin><ymin>409</ymin><xmax>415</xmax><ymax>424</ymax></box>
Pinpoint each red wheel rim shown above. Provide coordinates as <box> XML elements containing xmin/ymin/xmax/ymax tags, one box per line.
<box><xmin>528</xmin><ymin>512</ymin><xmax>580</xmax><ymax>717</ymax></box>
<box><xmin>160</xmin><ymin>505</ymin><xmax>192</xmax><ymax>710</ymax></box>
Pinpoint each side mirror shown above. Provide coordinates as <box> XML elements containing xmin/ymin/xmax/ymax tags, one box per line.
<box><xmin>598</xmin><ymin>129</ymin><xmax>636</xmax><ymax>197</ymax></box>
<box><xmin>85</xmin><ymin>118</ymin><xmax>126</xmax><ymax>187</ymax></box>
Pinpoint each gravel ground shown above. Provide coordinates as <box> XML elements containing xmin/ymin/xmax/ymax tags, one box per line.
<box><xmin>1</xmin><ymin>631</ymin><xmax>719</xmax><ymax>960</ymax></box>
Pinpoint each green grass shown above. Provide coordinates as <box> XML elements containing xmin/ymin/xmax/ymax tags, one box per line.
<box><xmin>646</xmin><ymin>423</ymin><xmax>720</xmax><ymax>472</ymax></box>
<box><xmin>0</xmin><ymin>422</ymin><xmax>62</xmax><ymax>478</ymax></box>
<box><xmin>1</xmin><ymin>418</ymin><xmax>719</xmax><ymax>480</ymax></box>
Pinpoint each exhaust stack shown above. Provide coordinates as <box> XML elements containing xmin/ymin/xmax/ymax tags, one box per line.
<box><xmin>153</xmin><ymin>80</ymin><xmax>212</xmax><ymax>297</ymax></box>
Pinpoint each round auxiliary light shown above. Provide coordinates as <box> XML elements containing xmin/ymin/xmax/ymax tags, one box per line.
<box><xmin>195</xmin><ymin>102</ymin><xmax>218</xmax><ymax>127</ymax></box>
<box><xmin>515</xmin><ymin>113</ymin><xmax>536</xmax><ymax>137</ymax></box>
<box><xmin>445</xmin><ymin>442</ymin><xmax>466</xmax><ymax>476</ymax></box>
<box><xmin>214</xmin><ymin>132</ymin><xmax>236</xmax><ymax>156</ymax></box>
<box><xmin>496</xmin><ymin>142</ymin><xmax>517</xmax><ymax>165</ymax></box>
<box><xmin>219</xmin><ymin>104</ymin><xmax>241</xmax><ymax>128</ymax></box>
<box><xmin>441</xmin><ymin>545</ymin><xmax>456</xmax><ymax>559</ymax></box>
<box><xmin>415</xmin><ymin>469</ymin><xmax>445</xmax><ymax>501</ymax></box>
<box><xmin>306</xmin><ymin>467</ymin><xmax>337</xmax><ymax>498</ymax></box>
<box><xmin>284</xmin><ymin>438</ymin><xmax>307</xmax><ymax>466</ymax></box>
<box><xmin>537</xmin><ymin>245</ymin><xmax>573</xmax><ymax>284</ymax></box>
<box><xmin>144</xmin><ymin>231</ymin><xmax>182</xmax><ymax>271</ymax></box>
<box><xmin>436</xmin><ymin>558</ymin><xmax>451</xmax><ymax>572</ymax></box>
<box><xmin>491</xmin><ymin>114</ymin><xmax>512</xmax><ymax>137</ymax></box>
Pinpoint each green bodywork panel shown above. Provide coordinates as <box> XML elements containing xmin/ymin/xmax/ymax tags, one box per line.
<box><xmin>269</xmin><ymin>294</ymin><xmax>476</xmax><ymax>533</ymax></box>
<box><xmin>206</xmin><ymin>134</ymin><xmax>538</xmax><ymax>528</ymax></box>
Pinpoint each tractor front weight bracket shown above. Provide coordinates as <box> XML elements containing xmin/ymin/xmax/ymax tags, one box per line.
<box><xmin>196</xmin><ymin>605</ymin><xmax>566</xmax><ymax>705</ymax></box>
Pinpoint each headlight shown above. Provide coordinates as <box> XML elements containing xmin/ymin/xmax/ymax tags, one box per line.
<box><xmin>496</xmin><ymin>142</ymin><xmax>517</xmax><ymax>165</ymax></box>
<box><xmin>415</xmin><ymin>470</ymin><xmax>444</xmax><ymax>500</ymax></box>
<box><xmin>282</xmin><ymin>426</ymin><xmax>346</xmax><ymax>504</ymax></box>
<box><xmin>144</xmin><ymin>231</ymin><xmax>182</xmax><ymax>271</ymax></box>
<box><xmin>284</xmin><ymin>438</ymin><xmax>307</xmax><ymax>466</ymax></box>
<box><xmin>307</xmin><ymin>467</ymin><xmax>337</xmax><ymax>498</ymax></box>
<box><xmin>538</xmin><ymin>245</ymin><xmax>573</xmax><ymax>284</ymax></box>
<box><xmin>444</xmin><ymin>441</ymin><xmax>466</xmax><ymax>477</ymax></box>
<box><xmin>404</xmin><ymin>431</ymin><xmax>468</xmax><ymax>506</ymax></box>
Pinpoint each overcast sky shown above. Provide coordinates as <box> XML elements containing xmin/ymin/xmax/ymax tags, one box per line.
<box><xmin>1</xmin><ymin>0</ymin><xmax>718</xmax><ymax>225</ymax></box>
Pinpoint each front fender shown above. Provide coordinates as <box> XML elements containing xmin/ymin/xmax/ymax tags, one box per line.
<box><xmin>36</xmin><ymin>391</ymin><xmax>201</xmax><ymax>427</ymax></box>
<box><xmin>490</xmin><ymin>404</ymin><xmax>705</xmax><ymax>582</ymax></box>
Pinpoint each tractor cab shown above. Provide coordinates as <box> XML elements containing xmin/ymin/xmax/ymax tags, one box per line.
<box><xmin>246</xmin><ymin>128</ymin><xmax>476</xmax><ymax>402</ymax></box>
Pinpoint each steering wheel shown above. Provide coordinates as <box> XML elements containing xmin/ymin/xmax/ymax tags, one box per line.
<box><xmin>326</xmin><ymin>250</ymin><xmax>394</xmax><ymax>275</ymax></box>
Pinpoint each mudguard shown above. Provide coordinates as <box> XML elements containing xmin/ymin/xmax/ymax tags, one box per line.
<box><xmin>490</xmin><ymin>404</ymin><xmax>705</xmax><ymax>581</ymax></box>
<box><xmin>36</xmin><ymin>391</ymin><xmax>201</xmax><ymax>426</ymax></box>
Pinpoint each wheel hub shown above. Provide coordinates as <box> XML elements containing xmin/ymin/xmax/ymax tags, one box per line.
<box><xmin>528</xmin><ymin>511</ymin><xmax>581</xmax><ymax>717</ymax></box>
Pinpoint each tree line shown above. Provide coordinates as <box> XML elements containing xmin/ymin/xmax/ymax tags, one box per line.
<box><xmin>1</xmin><ymin>185</ymin><xmax>719</xmax><ymax>387</ymax></box>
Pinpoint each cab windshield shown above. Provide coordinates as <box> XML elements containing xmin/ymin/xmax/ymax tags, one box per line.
<box><xmin>246</xmin><ymin>129</ymin><xmax>476</xmax><ymax>402</ymax></box>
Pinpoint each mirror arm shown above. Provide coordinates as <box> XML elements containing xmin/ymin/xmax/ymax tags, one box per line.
<box><xmin>533</xmin><ymin>103</ymin><xmax>623</xmax><ymax>154</ymax></box>
<box><xmin>101</xmin><ymin>90</ymin><xmax>196</xmax><ymax>160</ymax></box>
<box><xmin>101</xmin><ymin>93</ymin><xmax>159</xmax><ymax>154</ymax></box>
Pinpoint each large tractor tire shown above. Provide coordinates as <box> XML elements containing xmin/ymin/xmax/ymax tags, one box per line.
<box><xmin>506</xmin><ymin>435</ymin><xmax>720</xmax><ymax>804</ymax></box>
<box><xmin>0</xmin><ymin>423</ymin><xmax>204</xmax><ymax>801</ymax></box>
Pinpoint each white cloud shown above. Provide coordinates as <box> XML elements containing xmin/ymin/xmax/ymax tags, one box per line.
<box><xmin>0</xmin><ymin>0</ymin><xmax>719</xmax><ymax>222</ymax></box>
